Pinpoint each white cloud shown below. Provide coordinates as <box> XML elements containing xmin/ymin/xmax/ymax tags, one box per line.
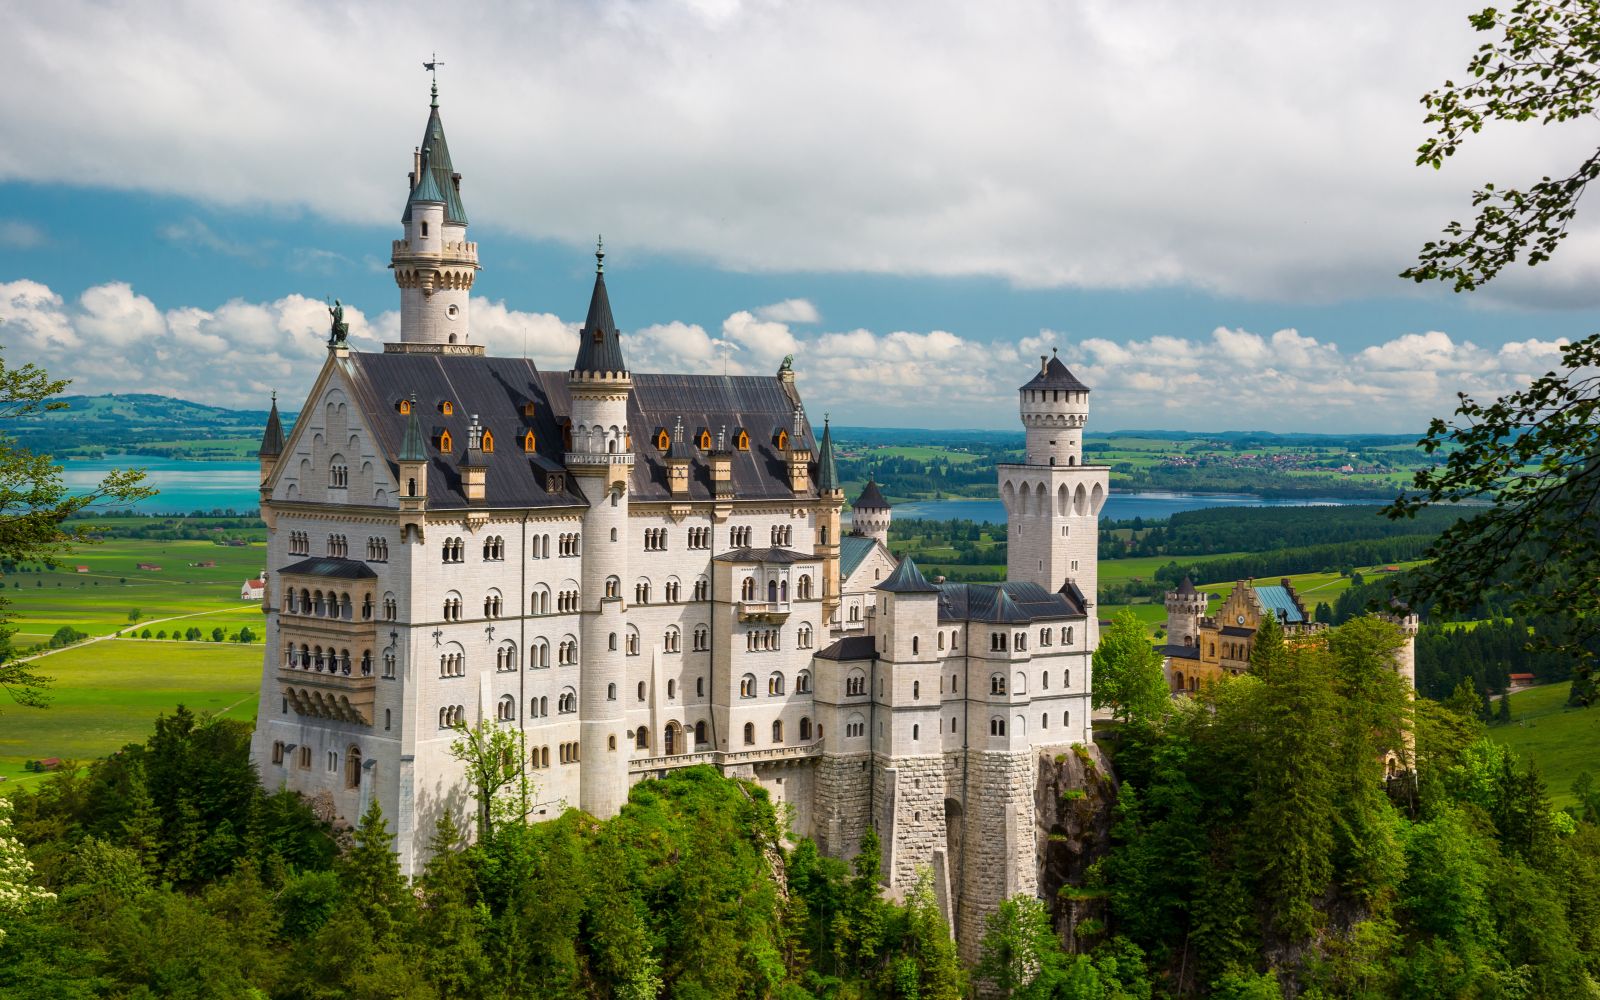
<box><xmin>0</xmin><ymin>220</ymin><xmax>46</xmax><ymax>249</ymax></box>
<box><xmin>755</xmin><ymin>298</ymin><xmax>820</xmax><ymax>324</ymax></box>
<box><xmin>0</xmin><ymin>277</ymin><xmax>1574</xmax><ymax>432</ymax></box>
<box><xmin>6</xmin><ymin>1</ymin><xmax>1597</xmax><ymax>304</ymax></box>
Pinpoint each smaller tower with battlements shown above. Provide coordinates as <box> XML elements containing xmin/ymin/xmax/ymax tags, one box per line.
<box><xmin>852</xmin><ymin>480</ymin><xmax>891</xmax><ymax>548</ymax></box>
<box><xmin>1163</xmin><ymin>576</ymin><xmax>1206</xmax><ymax>652</ymax></box>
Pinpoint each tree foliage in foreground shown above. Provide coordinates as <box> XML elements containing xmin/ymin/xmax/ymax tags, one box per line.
<box><xmin>1093</xmin><ymin>615</ymin><xmax>1600</xmax><ymax>997</ymax></box>
<box><xmin>0</xmin><ymin>348</ymin><xmax>152</xmax><ymax>708</ymax></box>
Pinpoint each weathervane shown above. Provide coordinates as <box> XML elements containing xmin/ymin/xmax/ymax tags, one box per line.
<box><xmin>423</xmin><ymin>53</ymin><xmax>443</xmax><ymax>105</ymax></box>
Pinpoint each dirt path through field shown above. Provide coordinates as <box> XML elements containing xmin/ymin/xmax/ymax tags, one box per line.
<box><xmin>14</xmin><ymin>606</ymin><xmax>253</xmax><ymax>664</ymax></box>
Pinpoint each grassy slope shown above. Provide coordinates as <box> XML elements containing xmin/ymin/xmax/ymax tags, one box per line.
<box><xmin>0</xmin><ymin>639</ymin><xmax>261</xmax><ymax>791</ymax></box>
<box><xmin>1488</xmin><ymin>680</ymin><xmax>1600</xmax><ymax>809</ymax></box>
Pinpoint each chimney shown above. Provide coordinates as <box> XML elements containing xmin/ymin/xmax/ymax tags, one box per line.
<box><xmin>412</xmin><ymin>147</ymin><xmax>422</xmax><ymax>189</ymax></box>
<box><xmin>460</xmin><ymin>414</ymin><xmax>488</xmax><ymax>503</ymax></box>
<box><xmin>786</xmin><ymin>405</ymin><xmax>812</xmax><ymax>494</ymax></box>
<box><xmin>1040</xmin><ymin>354</ymin><xmax>1048</xmax><ymax>374</ymax></box>
<box><xmin>667</xmin><ymin>416</ymin><xmax>691</xmax><ymax>498</ymax></box>
<box><xmin>710</xmin><ymin>425</ymin><xmax>733</xmax><ymax>499</ymax></box>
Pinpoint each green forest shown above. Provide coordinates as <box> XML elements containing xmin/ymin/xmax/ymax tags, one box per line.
<box><xmin>4</xmin><ymin>617</ymin><xmax>1598</xmax><ymax>998</ymax></box>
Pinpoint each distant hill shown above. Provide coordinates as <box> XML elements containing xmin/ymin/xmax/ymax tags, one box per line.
<box><xmin>12</xmin><ymin>393</ymin><xmax>296</xmax><ymax>461</ymax></box>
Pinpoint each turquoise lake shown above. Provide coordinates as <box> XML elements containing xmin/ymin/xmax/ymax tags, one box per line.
<box><xmin>65</xmin><ymin>456</ymin><xmax>1381</xmax><ymax>521</ymax></box>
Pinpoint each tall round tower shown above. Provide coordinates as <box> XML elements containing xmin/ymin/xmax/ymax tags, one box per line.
<box><xmin>390</xmin><ymin>81</ymin><xmax>480</xmax><ymax>351</ymax></box>
<box><xmin>1000</xmin><ymin>349</ymin><xmax>1108</xmax><ymax>639</ymax></box>
<box><xmin>851</xmin><ymin>479</ymin><xmax>891</xmax><ymax>547</ymax></box>
<box><xmin>567</xmin><ymin>243</ymin><xmax>634</xmax><ymax>819</ymax></box>
<box><xmin>1163</xmin><ymin>576</ymin><xmax>1207</xmax><ymax>650</ymax></box>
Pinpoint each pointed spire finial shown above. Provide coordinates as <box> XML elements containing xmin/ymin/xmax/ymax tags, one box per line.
<box><xmin>271</xmin><ymin>389</ymin><xmax>276</xmax><ymax>404</ymax></box>
<box><xmin>596</xmin><ymin>234</ymin><xmax>605</xmax><ymax>274</ymax></box>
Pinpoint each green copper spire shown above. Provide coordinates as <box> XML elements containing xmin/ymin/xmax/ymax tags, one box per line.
<box><xmin>399</xmin><ymin>395</ymin><xmax>427</xmax><ymax>462</ymax></box>
<box><xmin>816</xmin><ymin>415</ymin><xmax>839</xmax><ymax>492</ymax></box>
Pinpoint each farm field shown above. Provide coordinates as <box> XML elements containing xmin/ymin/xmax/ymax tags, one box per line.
<box><xmin>2</xmin><ymin>537</ymin><xmax>268</xmax><ymax>647</ymax></box>
<box><xmin>0</xmin><ymin>638</ymin><xmax>261</xmax><ymax>791</ymax></box>
<box><xmin>1488</xmin><ymin>680</ymin><xmax>1600</xmax><ymax>810</ymax></box>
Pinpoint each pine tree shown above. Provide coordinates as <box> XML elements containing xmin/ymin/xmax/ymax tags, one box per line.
<box><xmin>118</xmin><ymin>759</ymin><xmax>163</xmax><ymax>876</ymax></box>
<box><xmin>341</xmin><ymin>798</ymin><xmax>414</xmax><ymax>943</ymax></box>
<box><xmin>1497</xmin><ymin>692</ymin><xmax>1513</xmax><ymax>725</ymax></box>
<box><xmin>417</xmin><ymin>813</ymin><xmax>487</xmax><ymax>999</ymax></box>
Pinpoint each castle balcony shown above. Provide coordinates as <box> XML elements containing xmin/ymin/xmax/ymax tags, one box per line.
<box><xmin>279</xmin><ymin>654</ymin><xmax>377</xmax><ymax>726</ymax></box>
<box><xmin>738</xmin><ymin>600</ymin><xmax>792</xmax><ymax>623</ymax></box>
<box><xmin>629</xmin><ymin>737</ymin><xmax>824</xmax><ymax>775</ymax></box>
<box><xmin>563</xmin><ymin>450</ymin><xmax>636</xmax><ymax>468</ymax></box>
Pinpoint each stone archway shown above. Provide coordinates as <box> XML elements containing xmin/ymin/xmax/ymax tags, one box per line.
<box><xmin>665</xmin><ymin>721</ymin><xmax>682</xmax><ymax>756</ymax></box>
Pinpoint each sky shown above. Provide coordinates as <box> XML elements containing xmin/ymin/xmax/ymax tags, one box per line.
<box><xmin>3</xmin><ymin>0</ymin><xmax>1600</xmax><ymax>432</ymax></box>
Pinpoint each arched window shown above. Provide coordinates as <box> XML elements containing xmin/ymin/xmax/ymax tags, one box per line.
<box><xmin>743</xmin><ymin>722</ymin><xmax>756</xmax><ymax>745</ymax></box>
<box><xmin>740</xmin><ymin>674</ymin><xmax>757</xmax><ymax>698</ymax></box>
<box><xmin>772</xmin><ymin>720</ymin><xmax>783</xmax><ymax>743</ymax></box>
<box><xmin>796</xmin><ymin>669</ymin><xmax>811</xmax><ymax>693</ymax></box>
<box><xmin>558</xmin><ymin>688</ymin><xmax>577</xmax><ymax>713</ymax></box>
<box><xmin>741</xmin><ymin>578</ymin><xmax>756</xmax><ymax>601</ymax></box>
<box><xmin>990</xmin><ymin>717</ymin><xmax>1006</xmax><ymax>736</ymax></box>
<box><xmin>496</xmin><ymin>695</ymin><xmax>516</xmax><ymax>721</ymax></box>
<box><xmin>481</xmin><ymin>429</ymin><xmax>495</xmax><ymax>453</ymax></box>
<box><xmin>607</xmin><ymin>682</ymin><xmax>617</xmax><ymax>701</ymax></box>
<box><xmin>768</xmin><ymin>671</ymin><xmax>785</xmax><ymax>696</ymax></box>
<box><xmin>912</xmin><ymin>636</ymin><xmax>919</xmax><ymax>655</ymax></box>
<box><xmin>695</xmin><ymin>721</ymin><xmax>707</xmax><ymax>745</ymax></box>
<box><xmin>523</xmin><ymin>429</ymin><xmax>537</xmax><ymax>453</ymax></box>
<box><xmin>912</xmin><ymin>724</ymin><xmax>919</xmax><ymax>741</ymax></box>
<box><xmin>799</xmin><ymin>717</ymin><xmax>812</xmax><ymax>740</ymax></box>
<box><xmin>605</xmin><ymin>576</ymin><xmax>620</xmax><ymax>599</ymax></box>
<box><xmin>1065</xmin><ymin>626</ymin><xmax>1074</xmax><ymax>645</ymax></box>
<box><xmin>636</xmin><ymin>728</ymin><xmax>649</xmax><ymax>750</ymax></box>
<box><xmin>991</xmin><ymin>672</ymin><xmax>1006</xmax><ymax>695</ymax></box>
<box><xmin>913</xmin><ymin>680</ymin><xmax>921</xmax><ymax>699</ymax></box>
<box><xmin>345</xmin><ymin>745</ymin><xmax>362</xmax><ymax>787</ymax></box>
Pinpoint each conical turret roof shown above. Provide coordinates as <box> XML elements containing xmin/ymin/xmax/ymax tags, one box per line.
<box><xmin>876</xmin><ymin>555</ymin><xmax>939</xmax><ymax>594</ymax></box>
<box><xmin>1176</xmin><ymin>575</ymin><xmax>1197</xmax><ymax>596</ymax></box>
<box><xmin>816</xmin><ymin>417</ymin><xmax>839</xmax><ymax>491</ymax></box>
<box><xmin>398</xmin><ymin>397</ymin><xmax>427</xmax><ymax>463</ymax></box>
<box><xmin>854</xmin><ymin>478</ymin><xmax>889</xmax><ymax>511</ymax></box>
<box><xmin>572</xmin><ymin>244</ymin><xmax>628</xmax><ymax>375</ymax></box>
<box><xmin>258</xmin><ymin>394</ymin><xmax>285</xmax><ymax>457</ymax></box>
<box><xmin>401</xmin><ymin>95</ymin><xmax>469</xmax><ymax>225</ymax></box>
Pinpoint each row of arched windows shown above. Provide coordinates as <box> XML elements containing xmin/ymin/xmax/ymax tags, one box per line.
<box><xmin>442</xmin><ymin>537</ymin><xmax>465</xmax><ymax>563</ymax></box>
<box><xmin>439</xmin><ymin>705</ymin><xmax>465</xmax><ymax>728</ymax></box>
<box><xmin>730</xmin><ymin>526</ymin><xmax>753</xmax><ymax>547</ymax></box>
<box><xmin>328</xmin><ymin>462</ymin><xmax>348</xmax><ymax>489</ymax></box>
<box><xmin>746</xmin><ymin>629</ymin><xmax>781</xmax><ymax>651</ymax></box>
<box><xmin>482</xmin><ymin>535</ymin><xmax>506</xmax><ymax>560</ymax></box>
<box><xmin>739</xmin><ymin>669</ymin><xmax>813</xmax><ymax>698</ymax></box>
<box><xmin>288</xmin><ymin>530</ymin><xmax>310</xmax><ymax>555</ymax></box>
<box><xmin>770</xmin><ymin>525</ymin><xmax>793</xmax><ymax>547</ymax></box>
<box><xmin>366</xmin><ymin>537</ymin><xmax>389</xmax><ymax>561</ymax></box>
<box><xmin>284</xmin><ymin>644</ymin><xmax>371</xmax><ymax>676</ymax></box>
<box><xmin>643</xmin><ymin>528</ymin><xmax>668</xmax><ymax>551</ymax></box>
<box><xmin>688</xmin><ymin>527</ymin><xmax>711</xmax><ymax>548</ymax></box>
<box><xmin>327</xmin><ymin>534</ymin><xmax>348</xmax><ymax>558</ymax></box>
<box><xmin>440</xmin><ymin>653</ymin><xmax>465</xmax><ymax>677</ymax></box>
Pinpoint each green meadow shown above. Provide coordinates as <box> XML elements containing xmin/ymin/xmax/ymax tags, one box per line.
<box><xmin>2</xmin><ymin>537</ymin><xmax>268</xmax><ymax>647</ymax></box>
<box><xmin>0</xmin><ymin>638</ymin><xmax>262</xmax><ymax>791</ymax></box>
<box><xmin>1488</xmin><ymin>680</ymin><xmax>1600</xmax><ymax>810</ymax></box>
<box><xmin>1</xmin><ymin>536</ymin><xmax>270</xmax><ymax>790</ymax></box>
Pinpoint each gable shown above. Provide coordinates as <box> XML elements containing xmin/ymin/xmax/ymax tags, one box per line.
<box><xmin>269</xmin><ymin>360</ymin><xmax>398</xmax><ymax>507</ymax></box>
<box><xmin>841</xmin><ymin>537</ymin><xmax>897</xmax><ymax>594</ymax></box>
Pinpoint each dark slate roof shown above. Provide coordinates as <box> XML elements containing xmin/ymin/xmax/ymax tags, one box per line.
<box><xmin>815</xmin><ymin>634</ymin><xmax>878</xmax><ymax>661</ymax></box>
<box><xmin>572</xmin><ymin>254</ymin><xmax>627</xmax><ymax>375</ymax></box>
<box><xmin>876</xmin><ymin>556</ymin><xmax>938</xmax><ymax>593</ymax></box>
<box><xmin>839</xmin><ymin>534</ymin><xmax>878</xmax><ymax>578</ymax></box>
<box><xmin>668</xmin><ymin>416</ymin><xmax>694</xmax><ymax>460</ymax></box>
<box><xmin>402</xmin><ymin>102</ymin><xmax>468</xmax><ymax>225</ymax></box>
<box><xmin>1161</xmin><ymin>644</ymin><xmax>1201</xmax><ymax>661</ymax></box>
<box><xmin>1021</xmin><ymin>353</ymin><xmax>1091</xmax><ymax>393</ymax></box>
<box><xmin>618</xmin><ymin>373</ymin><xmax>820</xmax><ymax>502</ymax></box>
<box><xmin>816</xmin><ymin>417</ymin><xmax>840</xmax><ymax>491</ymax></box>
<box><xmin>1060</xmin><ymin>579</ymin><xmax>1089</xmax><ymax>612</ymax></box>
<box><xmin>258</xmin><ymin>396</ymin><xmax>285</xmax><ymax>457</ymax></box>
<box><xmin>1253</xmin><ymin>584</ymin><xmax>1306</xmax><ymax>624</ymax></box>
<box><xmin>936</xmin><ymin>581</ymin><xmax>1085</xmax><ymax>624</ymax></box>
<box><xmin>278</xmin><ymin>557</ymin><xmax>377</xmax><ymax>580</ymax></box>
<box><xmin>713</xmin><ymin>547</ymin><xmax>812</xmax><ymax>564</ymax></box>
<box><xmin>343</xmin><ymin>352</ymin><xmax>585</xmax><ymax>510</ymax></box>
<box><xmin>1175</xmin><ymin>575</ymin><xmax>1197</xmax><ymax>596</ymax></box>
<box><xmin>1220</xmin><ymin>625</ymin><xmax>1254</xmax><ymax>637</ymax></box>
<box><xmin>854</xmin><ymin>479</ymin><xmax>889</xmax><ymax>511</ymax></box>
<box><xmin>341</xmin><ymin>351</ymin><xmax>817</xmax><ymax>509</ymax></box>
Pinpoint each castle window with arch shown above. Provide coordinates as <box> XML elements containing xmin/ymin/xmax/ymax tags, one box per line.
<box><xmin>772</xmin><ymin>720</ymin><xmax>783</xmax><ymax>743</ymax></box>
<box><xmin>558</xmin><ymin>688</ymin><xmax>576</xmax><ymax>713</ymax></box>
<box><xmin>768</xmin><ymin>671</ymin><xmax>785</xmax><ymax>696</ymax></box>
<box><xmin>740</xmin><ymin>674</ymin><xmax>757</xmax><ymax>699</ymax></box>
<box><xmin>693</xmin><ymin>625</ymin><xmax>709</xmax><ymax>651</ymax></box>
<box><xmin>990</xmin><ymin>717</ymin><xmax>1006</xmax><ymax>736</ymax></box>
<box><xmin>694</xmin><ymin>577</ymin><xmax>709</xmax><ymax>601</ymax></box>
<box><xmin>438</xmin><ymin>430</ymin><xmax>453</xmax><ymax>452</ymax></box>
<box><xmin>846</xmin><ymin>669</ymin><xmax>867</xmax><ymax>697</ymax></box>
<box><xmin>990</xmin><ymin>672</ymin><xmax>1006</xmax><ymax>695</ymax></box>
<box><xmin>625</xmin><ymin>628</ymin><xmax>640</xmax><ymax>656</ymax></box>
<box><xmin>845</xmin><ymin>715</ymin><xmax>865</xmax><ymax>739</ymax></box>
<box><xmin>797</xmin><ymin>622</ymin><xmax>813</xmax><ymax>649</ymax></box>
<box><xmin>605</xmin><ymin>576</ymin><xmax>620</xmax><ymax>599</ymax></box>
<box><xmin>664</xmin><ymin>626</ymin><xmax>681</xmax><ymax>653</ymax></box>
<box><xmin>743</xmin><ymin>722</ymin><xmax>756</xmax><ymax>746</ymax></box>
<box><xmin>796</xmin><ymin>669</ymin><xmax>811</xmax><ymax>693</ymax></box>
<box><xmin>496</xmin><ymin>695</ymin><xmax>516</xmax><ymax>721</ymax></box>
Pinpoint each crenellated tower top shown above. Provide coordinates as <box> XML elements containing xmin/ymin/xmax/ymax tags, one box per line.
<box><xmin>1019</xmin><ymin>348</ymin><xmax>1090</xmax><ymax>467</ymax></box>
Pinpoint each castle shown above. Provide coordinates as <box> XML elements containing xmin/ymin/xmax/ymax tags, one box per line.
<box><xmin>247</xmin><ymin>84</ymin><xmax>1106</xmax><ymax>952</ymax></box>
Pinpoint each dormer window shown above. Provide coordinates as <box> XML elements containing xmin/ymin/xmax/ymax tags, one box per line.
<box><xmin>697</xmin><ymin>429</ymin><xmax>712</xmax><ymax>450</ymax></box>
<box><xmin>438</xmin><ymin>430</ymin><xmax>453</xmax><ymax>452</ymax></box>
<box><xmin>735</xmin><ymin>429</ymin><xmax>750</xmax><ymax>451</ymax></box>
<box><xmin>775</xmin><ymin>429</ymin><xmax>789</xmax><ymax>450</ymax></box>
<box><xmin>439</xmin><ymin>401</ymin><xmax>454</xmax><ymax>416</ymax></box>
<box><xmin>523</xmin><ymin>430</ymin><xmax>537</xmax><ymax>453</ymax></box>
<box><xmin>522</xmin><ymin>401</ymin><xmax>537</xmax><ymax>417</ymax></box>
<box><xmin>480</xmin><ymin>430</ymin><xmax>495</xmax><ymax>453</ymax></box>
<box><xmin>655</xmin><ymin>428</ymin><xmax>670</xmax><ymax>451</ymax></box>
<box><xmin>397</xmin><ymin>399</ymin><xmax>412</xmax><ymax>415</ymax></box>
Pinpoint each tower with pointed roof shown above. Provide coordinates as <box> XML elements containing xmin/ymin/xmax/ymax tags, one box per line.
<box><xmin>815</xmin><ymin>417</ymin><xmax>845</xmax><ymax>626</ymax></box>
<box><xmin>258</xmin><ymin>392</ymin><xmax>285</xmax><ymax>499</ymax></box>
<box><xmin>1163</xmin><ymin>575</ymin><xmax>1207</xmax><ymax>654</ymax></box>
<box><xmin>566</xmin><ymin>241</ymin><xmax>635</xmax><ymax>818</ymax></box>
<box><xmin>390</xmin><ymin>81</ymin><xmax>481</xmax><ymax>353</ymax></box>
<box><xmin>851</xmin><ymin>479</ymin><xmax>892</xmax><ymax>548</ymax></box>
<box><xmin>1000</xmin><ymin>351</ymin><xmax>1109</xmax><ymax>641</ymax></box>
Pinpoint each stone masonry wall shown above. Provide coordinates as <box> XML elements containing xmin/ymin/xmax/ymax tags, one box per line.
<box><xmin>956</xmin><ymin>749</ymin><xmax>1038</xmax><ymax>962</ymax></box>
<box><xmin>877</xmin><ymin>754</ymin><xmax>947</xmax><ymax>890</ymax></box>
<box><xmin>814</xmin><ymin>752</ymin><xmax>873</xmax><ymax>860</ymax></box>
